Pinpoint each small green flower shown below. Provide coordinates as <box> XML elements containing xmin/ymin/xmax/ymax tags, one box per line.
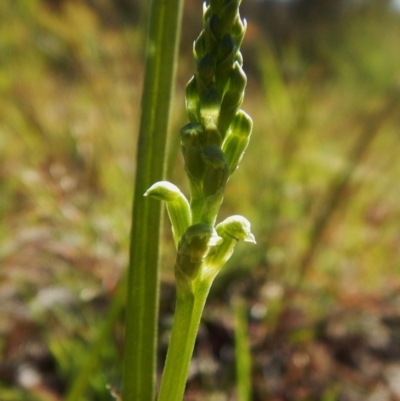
<box><xmin>218</xmin><ymin>62</ymin><xmax>247</xmax><ymax>136</ymax></box>
<box><xmin>144</xmin><ymin>181</ymin><xmax>191</xmax><ymax>247</ymax></box>
<box><xmin>206</xmin><ymin>215</ymin><xmax>255</xmax><ymax>271</ymax></box>
<box><xmin>197</xmin><ymin>54</ymin><xmax>215</xmax><ymax>90</ymax></box>
<box><xmin>200</xmin><ymin>88</ymin><xmax>221</xmax><ymax>127</ymax></box>
<box><xmin>181</xmin><ymin>123</ymin><xmax>206</xmax><ymax>181</ymax></box>
<box><xmin>222</xmin><ymin>109</ymin><xmax>253</xmax><ymax>175</ymax></box>
<box><xmin>185</xmin><ymin>77</ymin><xmax>201</xmax><ymax>123</ymax></box>
<box><xmin>175</xmin><ymin>224</ymin><xmax>222</xmax><ymax>292</ymax></box>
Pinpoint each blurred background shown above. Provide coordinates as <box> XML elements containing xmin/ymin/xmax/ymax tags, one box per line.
<box><xmin>1</xmin><ymin>0</ymin><xmax>400</xmax><ymax>400</ymax></box>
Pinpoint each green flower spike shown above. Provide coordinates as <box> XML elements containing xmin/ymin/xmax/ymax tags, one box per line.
<box><xmin>144</xmin><ymin>181</ymin><xmax>191</xmax><ymax>247</ymax></box>
<box><xmin>175</xmin><ymin>223</ymin><xmax>222</xmax><ymax>293</ymax></box>
<box><xmin>155</xmin><ymin>2</ymin><xmax>254</xmax><ymax>401</ymax></box>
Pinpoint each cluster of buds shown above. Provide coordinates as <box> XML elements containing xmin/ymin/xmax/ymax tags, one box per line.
<box><xmin>146</xmin><ymin>0</ymin><xmax>254</xmax><ymax>293</ymax></box>
<box><xmin>182</xmin><ymin>0</ymin><xmax>253</xmax><ymax>226</ymax></box>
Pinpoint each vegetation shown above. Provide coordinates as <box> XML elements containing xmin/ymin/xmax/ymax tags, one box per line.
<box><xmin>1</xmin><ymin>0</ymin><xmax>400</xmax><ymax>400</ymax></box>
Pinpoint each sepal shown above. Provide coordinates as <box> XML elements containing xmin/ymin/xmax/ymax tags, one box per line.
<box><xmin>218</xmin><ymin>62</ymin><xmax>247</xmax><ymax>135</ymax></box>
<box><xmin>205</xmin><ymin>215</ymin><xmax>255</xmax><ymax>271</ymax></box>
<box><xmin>216</xmin><ymin>215</ymin><xmax>256</xmax><ymax>243</ymax></box>
<box><xmin>222</xmin><ymin>110</ymin><xmax>253</xmax><ymax>175</ymax></box>
<box><xmin>180</xmin><ymin>123</ymin><xmax>206</xmax><ymax>194</ymax></box>
<box><xmin>144</xmin><ymin>181</ymin><xmax>191</xmax><ymax>247</ymax></box>
<box><xmin>185</xmin><ymin>76</ymin><xmax>200</xmax><ymax>123</ymax></box>
<box><xmin>200</xmin><ymin>88</ymin><xmax>221</xmax><ymax>127</ymax></box>
<box><xmin>200</xmin><ymin>146</ymin><xmax>229</xmax><ymax>225</ymax></box>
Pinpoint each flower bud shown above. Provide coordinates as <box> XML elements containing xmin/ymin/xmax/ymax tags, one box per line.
<box><xmin>175</xmin><ymin>223</ymin><xmax>222</xmax><ymax>291</ymax></box>
<box><xmin>193</xmin><ymin>31</ymin><xmax>207</xmax><ymax>61</ymax></box>
<box><xmin>144</xmin><ymin>181</ymin><xmax>185</xmax><ymax>202</ymax></box>
<box><xmin>221</xmin><ymin>110</ymin><xmax>253</xmax><ymax>175</ymax></box>
<box><xmin>200</xmin><ymin>146</ymin><xmax>229</xmax><ymax>225</ymax></box>
<box><xmin>221</xmin><ymin>0</ymin><xmax>240</xmax><ymax>33</ymax></box>
<box><xmin>215</xmin><ymin>34</ymin><xmax>236</xmax><ymax>95</ymax></box>
<box><xmin>200</xmin><ymin>88</ymin><xmax>221</xmax><ymax>127</ymax></box>
<box><xmin>216</xmin><ymin>215</ymin><xmax>256</xmax><ymax>243</ymax></box>
<box><xmin>185</xmin><ymin>76</ymin><xmax>200</xmax><ymax>123</ymax></box>
<box><xmin>209</xmin><ymin>14</ymin><xmax>223</xmax><ymax>39</ymax></box>
<box><xmin>206</xmin><ymin>215</ymin><xmax>255</xmax><ymax>271</ymax></box>
<box><xmin>144</xmin><ymin>181</ymin><xmax>191</xmax><ymax>247</ymax></box>
<box><xmin>204</xmin><ymin>20</ymin><xmax>218</xmax><ymax>55</ymax></box>
<box><xmin>229</xmin><ymin>61</ymin><xmax>247</xmax><ymax>93</ymax></box>
<box><xmin>181</xmin><ymin>123</ymin><xmax>206</xmax><ymax>199</ymax></box>
<box><xmin>203</xmin><ymin>2</ymin><xmax>212</xmax><ymax>21</ymax></box>
<box><xmin>218</xmin><ymin>63</ymin><xmax>247</xmax><ymax>135</ymax></box>
<box><xmin>202</xmin><ymin>146</ymin><xmax>229</xmax><ymax>197</ymax></box>
<box><xmin>218</xmin><ymin>93</ymin><xmax>243</xmax><ymax>137</ymax></box>
<box><xmin>235</xmin><ymin>51</ymin><xmax>243</xmax><ymax>66</ymax></box>
<box><xmin>197</xmin><ymin>54</ymin><xmax>215</xmax><ymax>89</ymax></box>
<box><xmin>209</xmin><ymin>0</ymin><xmax>223</xmax><ymax>16</ymax></box>
<box><xmin>231</xmin><ymin>16</ymin><xmax>247</xmax><ymax>48</ymax></box>
<box><xmin>217</xmin><ymin>34</ymin><xmax>236</xmax><ymax>64</ymax></box>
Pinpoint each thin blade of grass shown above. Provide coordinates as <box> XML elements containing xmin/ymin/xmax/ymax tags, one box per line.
<box><xmin>122</xmin><ymin>1</ymin><xmax>184</xmax><ymax>401</ymax></box>
<box><xmin>234</xmin><ymin>297</ymin><xmax>252</xmax><ymax>401</ymax></box>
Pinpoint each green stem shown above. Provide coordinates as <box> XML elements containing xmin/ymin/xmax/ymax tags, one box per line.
<box><xmin>157</xmin><ymin>278</ymin><xmax>213</xmax><ymax>401</ymax></box>
<box><xmin>190</xmin><ymin>195</ymin><xmax>206</xmax><ymax>224</ymax></box>
<box><xmin>122</xmin><ymin>0</ymin><xmax>183</xmax><ymax>400</ymax></box>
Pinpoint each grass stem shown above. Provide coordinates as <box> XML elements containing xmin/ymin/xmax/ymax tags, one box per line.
<box><xmin>121</xmin><ymin>1</ymin><xmax>183</xmax><ymax>400</ymax></box>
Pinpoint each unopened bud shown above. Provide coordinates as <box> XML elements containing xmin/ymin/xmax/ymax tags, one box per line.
<box><xmin>217</xmin><ymin>34</ymin><xmax>236</xmax><ymax>64</ymax></box>
<box><xmin>235</xmin><ymin>51</ymin><xmax>243</xmax><ymax>66</ymax></box>
<box><xmin>206</xmin><ymin>215</ymin><xmax>255</xmax><ymax>271</ymax></box>
<box><xmin>218</xmin><ymin>63</ymin><xmax>247</xmax><ymax>136</ymax></box>
<box><xmin>144</xmin><ymin>181</ymin><xmax>191</xmax><ymax>246</ymax></box>
<box><xmin>221</xmin><ymin>0</ymin><xmax>240</xmax><ymax>33</ymax></box>
<box><xmin>175</xmin><ymin>223</ymin><xmax>222</xmax><ymax>291</ymax></box>
<box><xmin>229</xmin><ymin>62</ymin><xmax>247</xmax><ymax>93</ymax></box>
<box><xmin>200</xmin><ymin>146</ymin><xmax>229</xmax><ymax>225</ymax></box>
<box><xmin>231</xmin><ymin>16</ymin><xmax>247</xmax><ymax>48</ymax></box>
<box><xmin>181</xmin><ymin>123</ymin><xmax>206</xmax><ymax>195</ymax></box>
<box><xmin>185</xmin><ymin>76</ymin><xmax>200</xmax><ymax>123</ymax></box>
<box><xmin>200</xmin><ymin>88</ymin><xmax>221</xmax><ymax>127</ymax></box>
<box><xmin>204</xmin><ymin>19</ymin><xmax>218</xmax><ymax>55</ymax></box>
<box><xmin>203</xmin><ymin>2</ymin><xmax>212</xmax><ymax>21</ymax></box>
<box><xmin>222</xmin><ymin>110</ymin><xmax>253</xmax><ymax>175</ymax></box>
<box><xmin>216</xmin><ymin>215</ymin><xmax>256</xmax><ymax>243</ymax></box>
<box><xmin>209</xmin><ymin>14</ymin><xmax>223</xmax><ymax>39</ymax></box>
<box><xmin>202</xmin><ymin>146</ymin><xmax>229</xmax><ymax>197</ymax></box>
<box><xmin>194</xmin><ymin>31</ymin><xmax>207</xmax><ymax>61</ymax></box>
<box><xmin>197</xmin><ymin>54</ymin><xmax>215</xmax><ymax>89</ymax></box>
<box><xmin>215</xmin><ymin>35</ymin><xmax>236</xmax><ymax>95</ymax></box>
<box><xmin>209</xmin><ymin>0</ymin><xmax>223</xmax><ymax>14</ymax></box>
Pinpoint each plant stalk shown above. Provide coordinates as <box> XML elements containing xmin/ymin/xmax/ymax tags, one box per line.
<box><xmin>157</xmin><ymin>278</ymin><xmax>213</xmax><ymax>401</ymax></box>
